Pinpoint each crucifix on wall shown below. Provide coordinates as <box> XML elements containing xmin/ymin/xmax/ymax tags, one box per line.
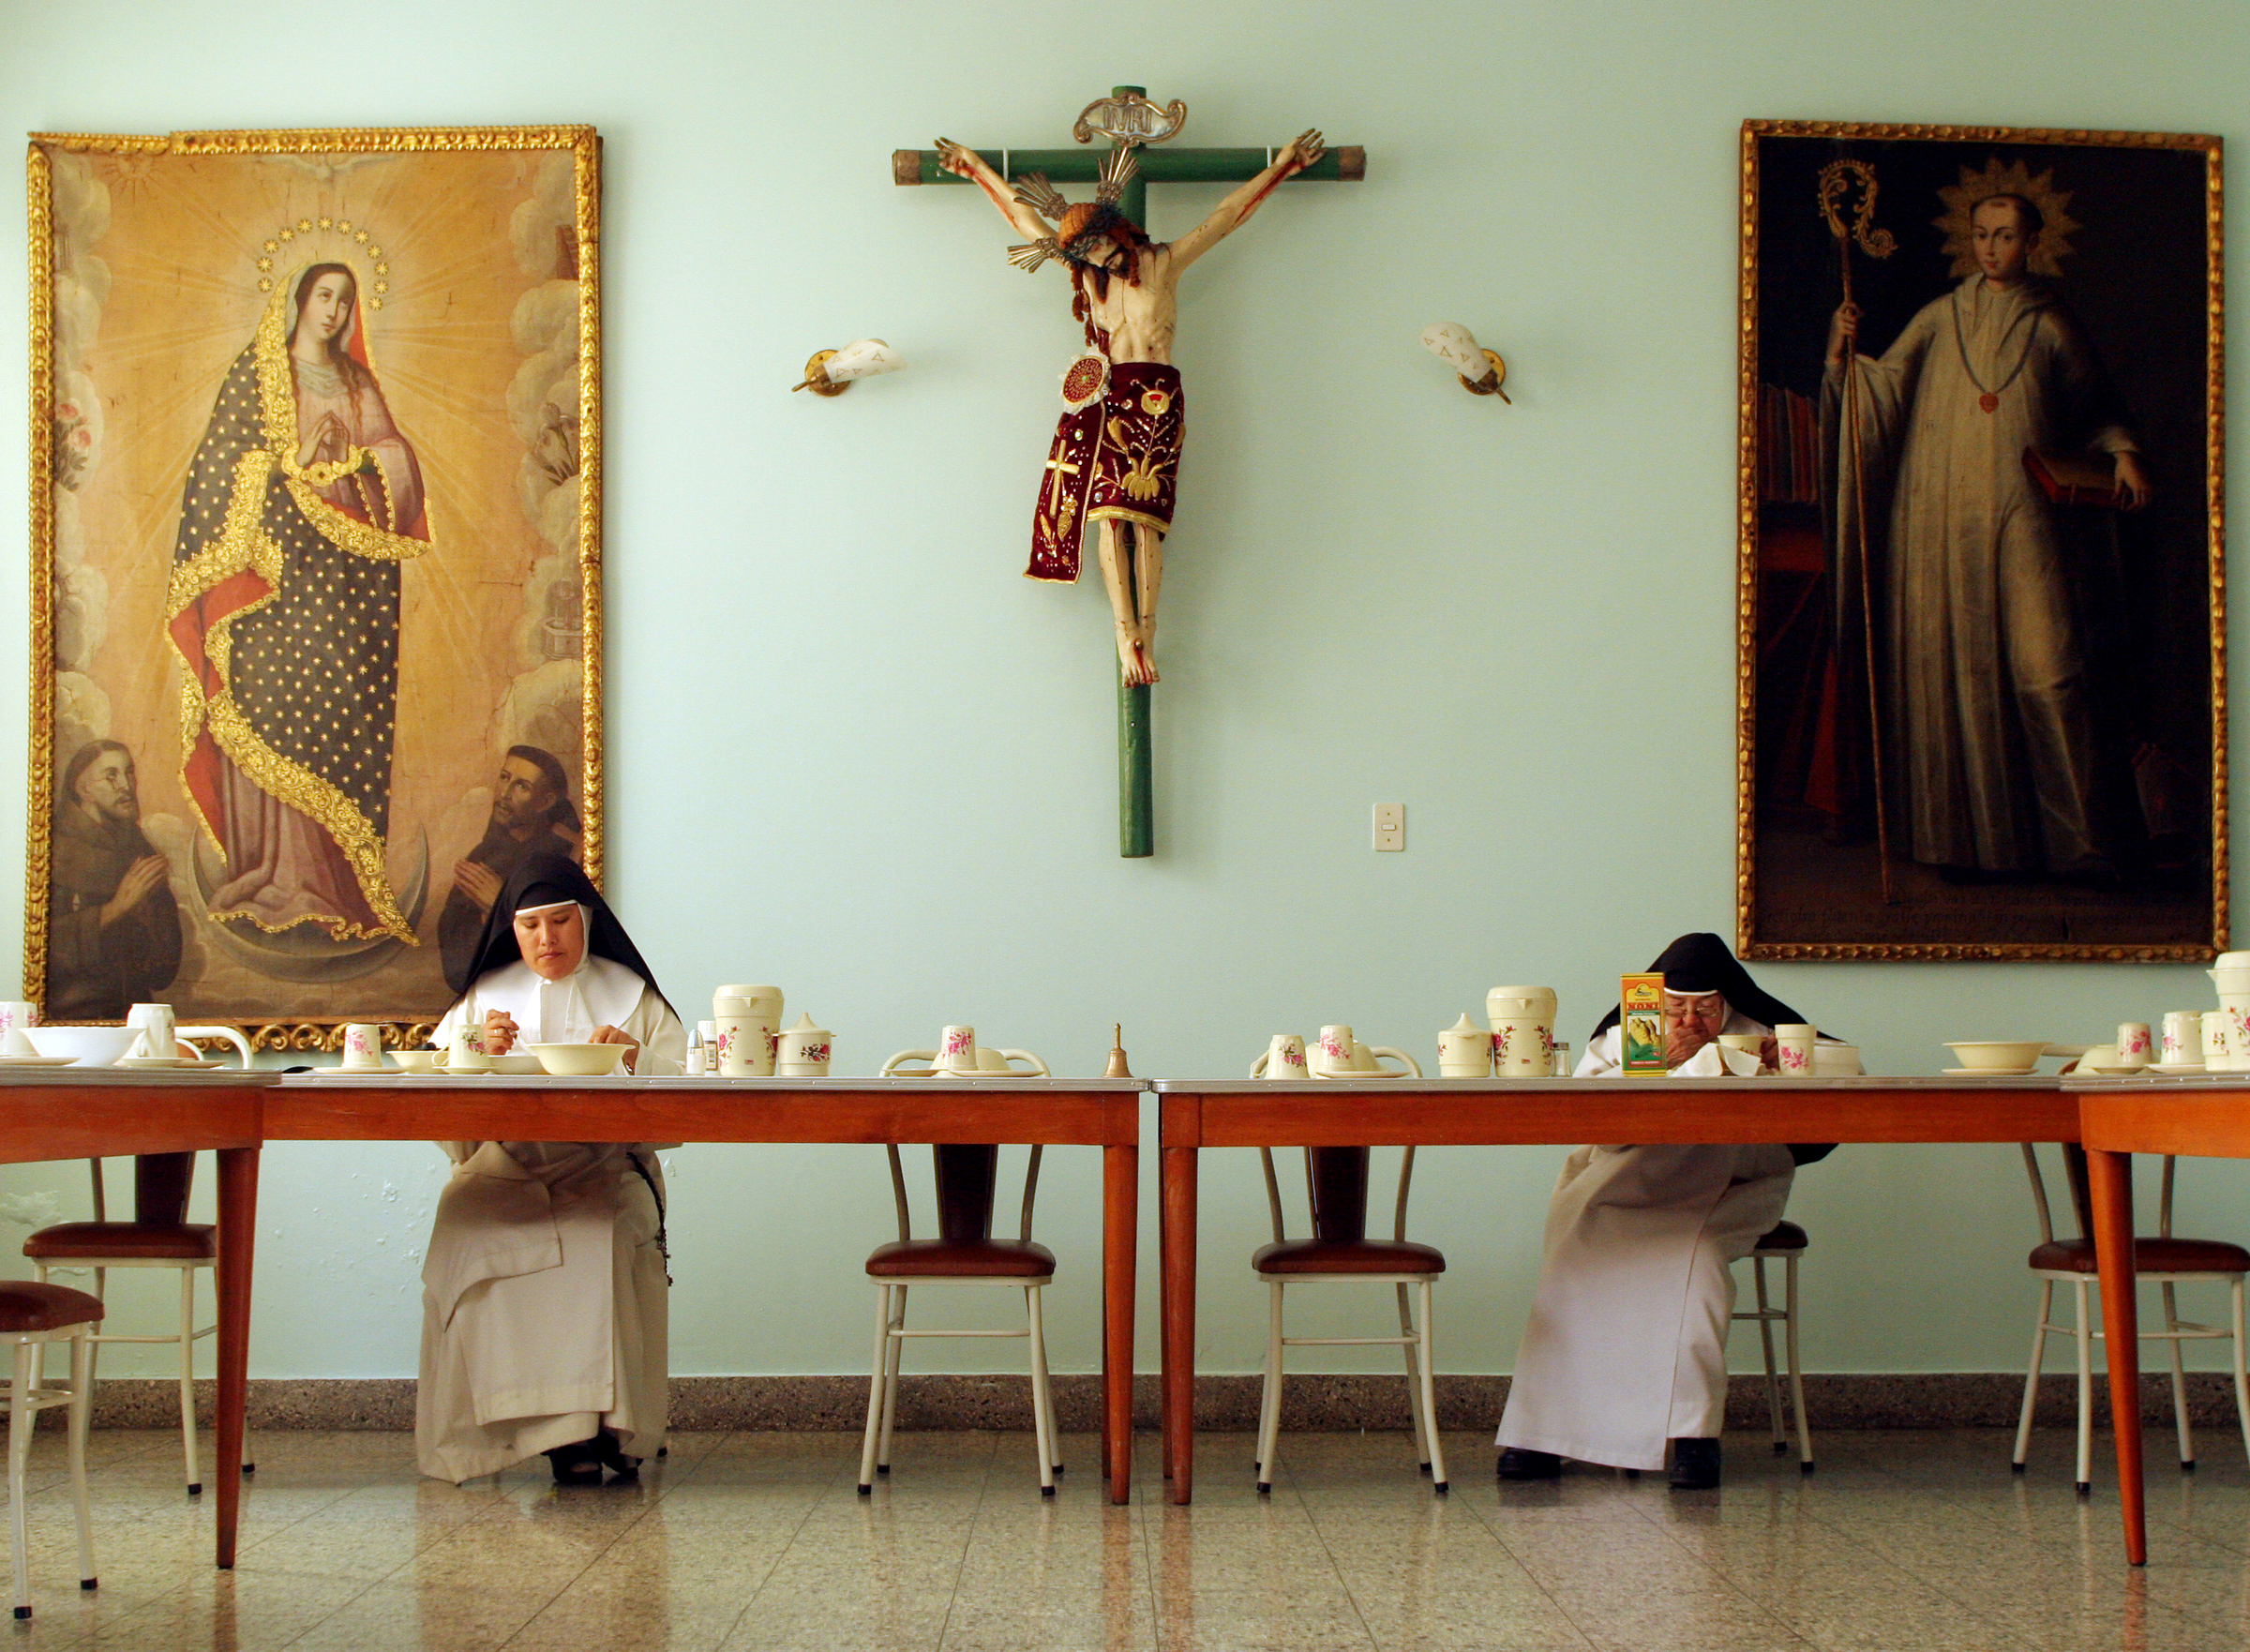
<box><xmin>895</xmin><ymin>88</ymin><xmax>1363</xmax><ymax>855</ymax></box>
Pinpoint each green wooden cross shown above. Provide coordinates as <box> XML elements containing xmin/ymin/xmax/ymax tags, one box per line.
<box><xmin>895</xmin><ymin>87</ymin><xmax>1364</xmax><ymax>858</ymax></box>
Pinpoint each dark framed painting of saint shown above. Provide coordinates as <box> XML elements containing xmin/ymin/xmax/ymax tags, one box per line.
<box><xmin>24</xmin><ymin>126</ymin><xmax>604</xmax><ymax>1044</ymax></box>
<box><xmin>1736</xmin><ymin>121</ymin><xmax>2224</xmax><ymax>960</ymax></box>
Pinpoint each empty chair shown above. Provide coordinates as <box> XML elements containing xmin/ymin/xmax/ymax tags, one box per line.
<box><xmin>2014</xmin><ymin>1143</ymin><xmax>2250</xmax><ymax>1492</ymax></box>
<box><xmin>1252</xmin><ymin>1143</ymin><xmax>1448</xmax><ymax>1494</ymax></box>
<box><xmin>0</xmin><ymin>1280</ymin><xmax>102</xmax><ymax>1619</ymax></box>
<box><xmin>858</xmin><ymin>1142</ymin><xmax>1061</xmax><ymax>1495</ymax></box>
<box><xmin>1730</xmin><ymin>1220</ymin><xmax>1813</xmax><ymax>1470</ymax></box>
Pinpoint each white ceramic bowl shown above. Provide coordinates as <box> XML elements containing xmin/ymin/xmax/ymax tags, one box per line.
<box><xmin>1812</xmin><ymin>1043</ymin><xmax>1865</xmax><ymax>1075</ymax></box>
<box><xmin>1942</xmin><ymin>1040</ymin><xmax>2048</xmax><ymax>1072</ymax></box>
<box><xmin>528</xmin><ymin>1043</ymin><xmax>624</xmax><ymax>1077</ymax></box>
<box><xmin>487</xmin><ymin>1053</ymin><xmax>546</xmax><ymax>1075</ymax></box>
<box><xmin>2077</xmin><ymin>1043</ymin><xmax>2144</xmax><ymax>1074</ymax></box>
<box><xmin>390</xmin><ymin>1048</ymin><xmax>440</xmax><ymax>1073</ymax></box>
<box><xmin>25</xmin><ymin>1025</ymin><xmax>142</xmax><ymax>1066</ymax></box>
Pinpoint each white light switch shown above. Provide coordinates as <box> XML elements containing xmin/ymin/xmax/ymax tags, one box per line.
<box><xmin>1373</xmin><ymin>803</ymin><xmax>1404</xmax><ymax>852</ymax></box>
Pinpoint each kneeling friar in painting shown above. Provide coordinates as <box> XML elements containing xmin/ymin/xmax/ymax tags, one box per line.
<box><xmin>1496</xmin><ymin>933</ymin><xmax>1837</xmax><ymax>1490</ymax></box>
<box><xmin>418</xmin><ymin>854</ymin><xmax>686</xmax><ymax>1485</ymax></box>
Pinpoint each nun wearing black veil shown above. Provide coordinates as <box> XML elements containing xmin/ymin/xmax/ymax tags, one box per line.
<box><xmin>417</xmin><ymin>854</ymin><xmax>686</xmax><ymax>1485</ymax></box>
<box><xmin>1495</xmin><ymin>934</ymin><xmax>1838</xmax><ymax>1490</ymax></box>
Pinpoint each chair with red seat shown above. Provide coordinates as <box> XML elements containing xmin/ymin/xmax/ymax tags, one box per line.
<box><xmin>1252</xmin><ymin>1143</ymin><xmax>1448</xmax><ymax>1494</ymax></box>
<box><xmin>2014</xmin><ymin>1143</ymin><xmax>2250</xmax><ymax>1492</ymax></box>
<box><xmin>22</xmin><ymin>1151</ymin><xmax>216</xmax><ymax>1496</ymax></box>
<box><xmin>0</xmin><ymin>1279</ymin><xmax>102</xmax><ymax>1618</ymax></box>
<box><xmin>857</xmin><ymin>1142</ymin><xmax>1061</xmax><ymax>1495</ymax></box>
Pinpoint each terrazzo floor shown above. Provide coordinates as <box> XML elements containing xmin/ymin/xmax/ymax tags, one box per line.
<box><xmin>0</xmin><ymin>1426</ymin><xmax>2242</xmax><ymax>1649</ymax></box>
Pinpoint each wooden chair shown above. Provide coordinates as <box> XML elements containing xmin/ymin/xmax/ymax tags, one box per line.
<box><xmin>858</xmin><ymin>1142</ymin><xmax>1061</xmax><ymax>1495</ymax></box>
<box><xmin>0</xmin><ymin>1280</ymin><xmax>102</xmax><ymax>1619</ymax></box>
<box><xmin>1252</xmin><ymin>1143</ymin><xmax>1448</xmax><ymax>1494</ymax></box>
<box><xmin>2014</xmin><ymin>1143</ymin><xmax>2250</xmax><ymax>1492</ymax></box>
<box><xmin>1731</xmin><ymin>1221</ymin><xmax>1813</xmax><ymax>1470</ymax></box>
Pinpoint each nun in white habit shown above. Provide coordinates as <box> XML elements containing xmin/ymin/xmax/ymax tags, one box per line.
<box><xmin>419</xmin><ymin>853</ymin><xmax>686</xmax><ymax>1485</ymax></box>
<box><xmin>1495</xmin><ymin>933</ymin><xmax>1838</xmax><ymax>1490</ymax></box>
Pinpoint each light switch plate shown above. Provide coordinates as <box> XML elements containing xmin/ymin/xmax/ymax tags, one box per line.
<box><xmin>1373</xmin><ymin>803</ymin><xmax>1404</xmax><ymax>851</ymax></box>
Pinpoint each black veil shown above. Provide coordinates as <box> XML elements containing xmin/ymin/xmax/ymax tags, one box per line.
<box><xmin>451</xmin><ymin>852</ymin><xmax>665</xmax><ymax>1006</ymax></box>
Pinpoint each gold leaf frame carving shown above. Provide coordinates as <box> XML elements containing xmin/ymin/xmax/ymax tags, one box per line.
<box><xmin>24</xmin><ymin>126</ymin><xmax>604</xmax><ymax>1047</ymax></box>
<box><xmin>1736</xmin><ymin>120</ymin><xmax>2226</xmax><ymax>962</ymax></box>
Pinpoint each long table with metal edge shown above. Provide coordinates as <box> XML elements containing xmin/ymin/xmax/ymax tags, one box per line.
<box><xmin>0</xmin><ymin>1068</ymin><xmax>273</xmax><ymax>1567</ymax></box>
<box><xmin>1151</xmin><ymin>1074</ymin><xmax>2078</xmax><ymax>1505</ymax></box>
<box><xmin>2070</xmin><ymin>1073</ymin><xmax>2250</xmax><ymax>1566</ymax></box>
<box><xmin>267</xmin><ymin>1073</ymin><xmax>1146</xmax><ymax>1503</ymax></box>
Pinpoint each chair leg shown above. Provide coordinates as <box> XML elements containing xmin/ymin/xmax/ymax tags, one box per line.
<box><xmin>2014</xmin><ymin>1280</ymin><xmax>2053</xmax><ymax>1470</ymax></box>
<box><xmin>1753</xmin><ymin>1256</ymin><xmax>1784</xmax><ymax>1453</ymax></box>
<box><xmin>857</xmin><ymin>1284</ymin><xmax>890</xmax><ymax>1494</ymax></box>
<box><xmin>1396</xmin><ymin>1283</ymin><xmax>1431</xmax><ymax>1474</ymax></box>
<box><xmin>2162</xmin><ymin>1282</ymin><xmax>2195</xmax><ymax>1469</ymax></box>
<box><xmin>1026</xmin><ymin>1286</ymin><xmax>1057</xmax><ymax>1496</ymax></box>
<box><xmin>877</xmin><ymin>1285</ymin><xmax>907</xmax><ymax>1473</ymax></box>
<box><xmin>68</xmin><ymin>1332</ymin><xmax>94</xmax><ymax>1593</ymax></box>
<box><xmin>1417</xmin><ymin>1281</ymin><xmax>1448</xmax><ymax>1493</ymax></box>
<box><xmin>9</xmin><ymin>1342</ymin><xmax>33</xmax><ymax>1618</ymax></box>
<box><xmin>177</xmin><ymin>1267</ymin><xmax>201</xmax><ymax>1496</ymax></box>
<box><xmin>2230</xmin><ymin>1279</ymin><xmax>2250</xmax><ymax>1469</ymax></box>
<box><xmin>2073</xmin><ymin>1278</ymin><xmax>2094</xmax><ymax>1494</ymax></box>
<box><xmin>1255</xmin><ymin>1282</ymin><xmax>1284</xmax><ymax>1494</ymax></box>
<box><xmin>1784</xmin><ymin>1255</ymin><xmax>1813</xmax><ymax>1471</ymax></box>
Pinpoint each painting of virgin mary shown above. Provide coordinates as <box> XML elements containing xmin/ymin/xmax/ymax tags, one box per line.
<box><xmin>166</xmin><ymin>260</ymin><xmax>430</xmax><ymax>942</ymax></box>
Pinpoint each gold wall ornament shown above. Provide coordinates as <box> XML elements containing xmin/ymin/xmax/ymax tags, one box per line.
<box><xmin>1735</xmin><ymin>119</ymin><xmax>2225</xmax><ymax>961</ymax></box>
<box><xmin>1072</xmin><ymin>91</ymin><xmax>1186</xmax><ymax>148</ymax></box>
<box><xmin>25</xmin><ymin>123</ymin><xmax>607</xmax><ymax>1027</ymax></box>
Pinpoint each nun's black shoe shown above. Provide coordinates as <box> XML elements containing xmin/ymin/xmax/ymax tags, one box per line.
<box><xmin>1497</xmin><ymin>1448</ymin><xmax>1562</xmax><ymax>1481</ymax></box>
<box><xmin>1668</xmin><ymin>1437</ymin><xmax>1721</xmax><ymax>1490</ymax></box>
<box><xmin>546</xmin><ymin>1440</ymin><xmax>603</xmax><ymax>1486</ymax></box>
<box><xmin>593</xmin><ymin>1428</ymin><xmax>642</xmax><ymax>1482</ymax></box>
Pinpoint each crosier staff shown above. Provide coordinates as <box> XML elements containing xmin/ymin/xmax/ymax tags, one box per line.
<box><xmin>1819</xmin><ymin>159</ymin><xmax>1898</xmax><ymax>904</ymax></box>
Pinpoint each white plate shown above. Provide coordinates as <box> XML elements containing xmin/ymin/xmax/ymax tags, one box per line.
<box><xmin>2147</xmin><ymin>1060</ymin><xmax>2207</xmax><ymax>1075</ymax></box>
<box><xmin>0</xmin><ymin>1054</ymin><xmax>80</xmax><ymax>1067</ymax></box>
<box><xmin>1943</xmin><ymin>1065</ymin><xmax>2038</xmax><ymax>1076</ymax></box>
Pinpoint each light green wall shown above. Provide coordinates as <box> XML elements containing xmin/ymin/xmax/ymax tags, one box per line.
<box><xmin>1</xmin><ymin>0</ymin><xmax>2244</xmax><ymax>1383</ymax></box>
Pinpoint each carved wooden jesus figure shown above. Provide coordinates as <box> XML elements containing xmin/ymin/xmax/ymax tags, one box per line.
<box><xmin>936</xmin><ymin>129</ymin><xmax>1324</xmax><ymax>684</ymax></box>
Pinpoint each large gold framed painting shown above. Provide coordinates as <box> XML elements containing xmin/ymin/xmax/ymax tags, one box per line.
<box><xmin>1738</xmin><ymin>121</ymin><xmax>2224</xmax><ymax>960</ymax></box>
<box><xmin>25</xmin><ymin>127</ymin><xmax>602</xmax><ymax>1041</ymax></box>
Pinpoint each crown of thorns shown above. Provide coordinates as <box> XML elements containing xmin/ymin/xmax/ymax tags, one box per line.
<box><xmin>1006</xmin><ymin>144</ymin><xmax>1142</xmax><ymax>274</ymax></box>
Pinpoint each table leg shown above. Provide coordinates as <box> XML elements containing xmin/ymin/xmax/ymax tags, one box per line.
<box><xmin>1162</xmin><ymin>1142</ymin><xmax>1197</xmax><ymax>1505</ymax></box>
<box><xmin>1102</xmin><ymin>1141</ymin><xmax>1136</xmax><ymax>1506</ymax></box>
<box><xmin>2089</xmin><ymin>1147</ymin><xmax>2144</xmax><ymax>1566</ymax></box>
<box><xmin>214</xmin><ymin>1146</ymin><xmax>259</xmax><ymax>1569</ymax></box>
<box><xmin>1159</xmin><ymin>1153</ymin><xmax>1171</xmax><ymax>1481</ymax></box>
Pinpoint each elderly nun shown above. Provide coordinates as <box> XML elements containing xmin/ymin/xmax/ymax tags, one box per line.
<box><xmin>1495</xmin><ymin>933</ymin><xmax>1838</xmax><ymax>1491</ymax></box>
<box><xmin>418</xmin><ymin>853</ymin><xmax>686</xmax><ymax>1485</ymax></box>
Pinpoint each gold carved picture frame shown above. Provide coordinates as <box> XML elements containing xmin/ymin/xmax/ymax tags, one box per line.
<box><xmin>25</xmin><ymin>126</ymin><xmax>603</xmax><ymax>1049</ymax></box>
<box><xmin>1737</xmin><ymin>120</ymin><xmax>2224</xmax><ymax>961</ymax></box>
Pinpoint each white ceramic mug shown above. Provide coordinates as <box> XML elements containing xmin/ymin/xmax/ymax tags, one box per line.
<box><xmin>2116</xmin><ymin>1022</ymin><xmax>2152</xmax><ymax>1067</ymax></box>
<box><xmin>1314</xmin><ymin>1025</ymin><xmax>1357</xmax><ymax>1074</ymax></box>
<box><xmin>0</xmin><ymin>1001</ymin><xmax>40</xmax><ymax>1056</ymax></box>
<box><xmin>938</xmin><ymin>1025</ymin><xmax>978</xmax><ymax>1074</ymax></box>
<box><xmin>340</xmin><ymin>1023</ymin><xmax>383</xmax><ymax>1070</ymax></box>
<box><xmin>1811</xmin><ymin>1042</ymin><xmax>1864</xmax><ymax>1076</ymax></box>
<box><xmin>1437</xmin><ymin>1015</ymin><xmax>1490</xmax><ymax>1078</ymax></box>
<box><xmin>2160</xmin><ymin>1011</ymin><xmax>2203</xmax><ymax>1064</ymax></box>
<box><xmin>447</xmin><ymin>1021</ymin><xmax>489</xmax><ymax>1073</ymax></box>
<box><xmin>127</xmin><ymin>1002</ymin><xmax>176</xmax><ymax>1060</ymax></box>
<box><xmin>1252</xmin><ymin>1034</ymin><xmax>1311</xmax><ymax>1079</ymax></box>
<box><xmin>2201</xmin><ymin>1012</ymin><xmax>2234</xmax><ymax>1071</ymax></box>
<box><xmin>1775</xmin><ymin>1024</ymin><xmax>1817</xmax><ymax>1076</ymax></box>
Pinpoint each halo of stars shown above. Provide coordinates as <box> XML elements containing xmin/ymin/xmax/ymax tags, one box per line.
<box><xmin>253</xmin><ymin>217</ymin><xmax>394</xmax><ymax>310</ymax></box>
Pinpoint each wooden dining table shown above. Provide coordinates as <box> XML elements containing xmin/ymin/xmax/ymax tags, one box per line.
<box><xmin>1151</xmin><ymin>1074</ymin><xmax>2080</xmax><ymax>1505</ymax></box>
<box><xmin>2073</xmin><ymin>1073</ymin><xmax>2250</xmax><ymax>1566</ymax></box>
<box><xmin>0</xmin><ymin>1067</ymin><xmax>273</xmax><ymax>1568</ymax></box>
<box><xmin>267</xmin><ymin>1073</ymin><xmax>1148</xmax><ymax>1503</ymax></box>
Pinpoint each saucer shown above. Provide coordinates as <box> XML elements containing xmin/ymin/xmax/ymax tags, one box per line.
<box><xmin>115</xmin><ymin>1055</ymin><xmax>225</xmax><ymax>1070</ymax></box>
<box><xmin>0</xmin><ymin>1054</ymin><xmax>78</xmax><ymax>1067</ymax></box>
<box><xmin>2147</xmin><ymin>1060</ymin><xmax>2207</xmax><ymax>1075</ymax></box>
<box><xmin>1943</xmin><ymin>1065</ymin><xmax>2037</xmax><ymax>1076</ymax></box>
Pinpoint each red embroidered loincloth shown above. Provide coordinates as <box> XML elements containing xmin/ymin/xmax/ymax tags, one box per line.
<box><xmin>1027</xmin><ymin>362</ymin><xmax>1185</xmax><ymax>582</ymax></box>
